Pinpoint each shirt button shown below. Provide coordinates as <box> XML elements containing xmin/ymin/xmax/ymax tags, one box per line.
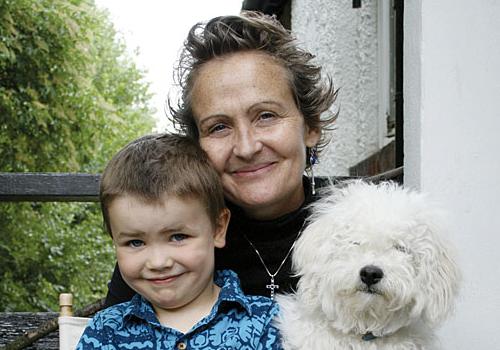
<box><xmin>177</xmin><ymin>342</ymin><xmax>187</xmax><ymax>350</ymax></box>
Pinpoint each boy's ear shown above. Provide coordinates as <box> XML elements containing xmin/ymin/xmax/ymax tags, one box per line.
<box><xmin>213</xmin><ymin>208</ymin><xmax>230</xmax><ymax>248</ymax></box>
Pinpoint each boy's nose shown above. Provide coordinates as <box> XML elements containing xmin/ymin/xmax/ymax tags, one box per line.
<box><xmin>146</xmin><ymin>248</ymin><xmax>174</xmax><ymax>270</ymax></box>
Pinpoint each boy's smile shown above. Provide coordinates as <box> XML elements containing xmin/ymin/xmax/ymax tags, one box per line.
<box><xmin>147</xmin><ymin>274</ymin><xmax>182</xmax><ymax>284</ymax></box>
<box><xmin>109</xmin><ymin>194</ymin><xmax>228</xmax><ymax>322</ymax></box>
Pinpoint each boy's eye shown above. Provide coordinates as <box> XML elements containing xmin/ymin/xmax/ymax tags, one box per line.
<box><xmin>171</xmin><ymin>233</ymin><xmax>188</xmax><ymax>242</ymax></box>
<box><xmin>127</xmin><ymin>239</ymin><xmax>144</xmax><ymax>248</ymax></box>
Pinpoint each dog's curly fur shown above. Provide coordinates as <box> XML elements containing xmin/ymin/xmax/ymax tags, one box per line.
<box><xmin>276</xmin><ymin>181</ymin><xmax>460</xmax><ymax>349</ymax></box>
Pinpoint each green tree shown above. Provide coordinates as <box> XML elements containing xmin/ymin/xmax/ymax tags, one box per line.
<box><xmin>0</xmin><ymin>0</ymin><xmax>155</xmax><ymax>310</ymax></box>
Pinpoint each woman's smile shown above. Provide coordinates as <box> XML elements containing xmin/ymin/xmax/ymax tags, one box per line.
<box><xmin>230</xmin><ymin>162</ymin><xmax>277</xmax><ymax>177</ymax></box>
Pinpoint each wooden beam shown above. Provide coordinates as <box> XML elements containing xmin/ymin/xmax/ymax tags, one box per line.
<box><xmin>0</xmin><ymin>173</ymin><xmax>100</xmax><ymax>202</ymax></box>
<box><xmin>0</xmin><ymin>167</ymin><xmax>403</xmax><ymax>203</ymax></box>
<box><xmin>365</xmin><ymin>166</ymin><xmax>403</xmax><ymax>183</ymax></box>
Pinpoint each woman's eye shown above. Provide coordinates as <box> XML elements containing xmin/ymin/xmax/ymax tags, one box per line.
<box><xmin>259</xmin><ymin>112</ymin><xmax>276</xmax><ymax>120</ymax></box>
<box><xmin>127</xmin><ymin>239</ymin><xmax>144</xmax><ymax>248</ymax></box>
<box><xmin>208</xmin><ymin>123</ymin><xmax>228</xmax><ymax>134</ymax></box>
<box><xmin>171</xmin><ymin>233</ymin><xmax>188</xmax><ymax>242</ymax></box>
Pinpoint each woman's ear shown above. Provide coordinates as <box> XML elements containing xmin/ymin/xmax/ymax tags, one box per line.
<box><xmin>214</xmin><ymin>208</ymin><xmax>230</xmax><ymax>248</ymax></box>
<box><xmin>304</xmin><ymin>126</ymin><xmax>321</xmax><ymax>147</ymax></box>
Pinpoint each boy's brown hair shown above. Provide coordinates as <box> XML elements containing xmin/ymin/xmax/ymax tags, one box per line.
<box><xmin>100</xmin><ymin>133</ymin><xmax>225</xmax><ymax>236</ymax></box>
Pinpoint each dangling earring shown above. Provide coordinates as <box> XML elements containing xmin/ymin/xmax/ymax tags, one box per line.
<box><xmin>308</xmin><ymin>146</ymin><xmax>319</xmax><ymax>195</ymax></box>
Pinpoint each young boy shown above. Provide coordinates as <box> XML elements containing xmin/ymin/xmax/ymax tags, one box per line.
<box><xmin>77</xmin><ymin>133</ymin><xmax>282</xmax><ymax>349</ymax></box>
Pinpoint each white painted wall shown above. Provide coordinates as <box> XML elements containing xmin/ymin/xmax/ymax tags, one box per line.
<box><xmin>404</xmin><ymin>1</ymin><xmax>500</xmax><ymax>347</ymax></box>
<box><xmin>292</xmin><ymin>0</ymin><xmax>381</xmax><ymax>176</ymax></box>
<box><xmin>293</xmin><ymin>0</ymin><xmax>500</xmax><ymax>346</ymax></box>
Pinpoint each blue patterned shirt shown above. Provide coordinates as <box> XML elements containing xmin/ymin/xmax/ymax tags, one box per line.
<box><xmin>77</xmin><ymin>270</ymin><xmax>282</xmax><ymax>349</ymax></box>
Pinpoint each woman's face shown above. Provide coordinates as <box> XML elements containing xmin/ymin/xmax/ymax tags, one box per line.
<box><xmin>191</xmin><ymin>51</ymin><xmax>320</xmax><ymax>220</ymax></box>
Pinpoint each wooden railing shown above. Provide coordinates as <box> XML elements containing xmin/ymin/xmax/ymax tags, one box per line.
<box><xmin>0</xmin><ymin>167</ymin><xmax>403</xmax><ymax>203</ymax></box>
<box><xmin>0</xmin><ymin>173</ymin><xmax>100</xmax><ymax>202</ymax></box>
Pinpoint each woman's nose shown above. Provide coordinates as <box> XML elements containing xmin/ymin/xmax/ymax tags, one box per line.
<box><xmin>233</xmin><ymin>126</ymin><xmax>262</xmax><ymax>159</ymax></box>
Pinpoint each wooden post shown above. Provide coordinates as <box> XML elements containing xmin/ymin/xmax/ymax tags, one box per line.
<box><xmin>59</xmin><ymin>294</ymin><xmax>73</xmax><ymax>317</ymax></box>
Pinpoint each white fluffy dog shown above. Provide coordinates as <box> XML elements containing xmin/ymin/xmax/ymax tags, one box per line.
<box><xmin>276</xmin><ymin>181</ymin><xmax>460</xmax><ymax>350</ymax></box>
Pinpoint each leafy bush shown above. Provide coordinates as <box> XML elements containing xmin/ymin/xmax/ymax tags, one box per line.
<box><xmin>0</xmin><ymin>0</ymin><xmax>155</xmax><ymax>310</ymax></box>
<box><xmin>0</xmin><ymin>202</ymin><xmax>115</xmax><ymax>311</ymax></box>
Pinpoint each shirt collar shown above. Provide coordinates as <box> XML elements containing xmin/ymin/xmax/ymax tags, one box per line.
<box><xmin>121</xmin><ymin>293</ymin><xmax>161</xmax><ymax>327</ymax></box>
<box><xmin>213</xmin><ymin>269</ymin><xmax>253</xmax><ymax>316</ymax></box>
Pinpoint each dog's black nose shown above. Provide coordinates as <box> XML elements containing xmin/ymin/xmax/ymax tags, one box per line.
<box><xmin>360</xmin><ymin>265</ymin><xmax>384</xmax><ymax>286</ymax></box>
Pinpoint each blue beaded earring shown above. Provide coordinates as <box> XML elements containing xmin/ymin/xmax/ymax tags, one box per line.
<box><xmin>308</xmin><ymin>146</ymin><xmax>319</xmax><ymax>195</ymax></box>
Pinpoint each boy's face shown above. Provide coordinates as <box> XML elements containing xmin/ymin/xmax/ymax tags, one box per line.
<box><xmin>109</xmin><ymin>194</ymin><xmax>228</xmax><ymax>314</ymax></box>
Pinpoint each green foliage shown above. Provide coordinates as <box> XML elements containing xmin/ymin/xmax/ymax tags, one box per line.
<box><xmin>0</xmin><ymin>202</ymin><xmax>115</xmax><ymax>311</ymax></box>
<box><xmin>0</xmin><ymin>0</ymin><xmax>155</xmax><ymax>310</ymax></box>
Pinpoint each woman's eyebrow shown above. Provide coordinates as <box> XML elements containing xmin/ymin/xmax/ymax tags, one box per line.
<box><xmin>247</xmin><ymin>100</ymin><xmax>286</xmax><ymax>113</ymax></box>
<box><xmin>197</xmin><ymin>100</ymin><xmax>285</xmax><ymax>128</ymax></box>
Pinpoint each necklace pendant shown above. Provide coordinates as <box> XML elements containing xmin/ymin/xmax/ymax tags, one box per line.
<box><xmin>266</xmin><ymin>276</ymin><xmax>279</xmax><ymax>299</ymax></box>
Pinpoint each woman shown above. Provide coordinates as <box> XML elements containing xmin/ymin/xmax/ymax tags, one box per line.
<box><xmin>105</xmin><ymin>11</ymin><xmax>337</xmax><ymax>306</ymax></box>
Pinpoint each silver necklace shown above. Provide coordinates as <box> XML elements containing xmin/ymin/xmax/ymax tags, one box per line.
<box><xmin>244</xmin><ymin>230</ymin><xmax>303</xmax><ymax>300</ymax></box>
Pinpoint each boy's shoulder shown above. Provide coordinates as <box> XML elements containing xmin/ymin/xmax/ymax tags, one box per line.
<box><xmin>89</xmin><ymin>294</ymin><xmax>157</xmax><ymax>332</ymax></box>
<box><xmin>89</xmin><ymin>299</ymin><xmax>135</xmax><ymax>330</ymax></box>
<box><xmin>77</xmin><ymin>298</ymin><xmax>158</xmax><ymax>349</ymax></box>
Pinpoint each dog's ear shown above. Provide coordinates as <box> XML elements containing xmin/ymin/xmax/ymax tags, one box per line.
<box><xmin>413</xmin><ymin>223</ymin><xmax>461</xmax><ymax>325</ymax></box>
<box><xmin>292</xmin><ymin>185</ymin><xmax>347</xmax><ymax>276</ymax></box>
<box><xmin>292</xmin><ymin>217</ymin><xmax>344</xmax><ymax>277</ymax></box>
<box><xmin>292</xmin><ymin>219</ymin><xmax>327</xmax><ymax>275</ymax></box>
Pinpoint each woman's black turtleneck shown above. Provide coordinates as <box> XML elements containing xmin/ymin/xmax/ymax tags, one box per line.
<box><xmin>104</xmin><ymin>176</ymin><xmax>330</xmax><ymax>307</ymax></box>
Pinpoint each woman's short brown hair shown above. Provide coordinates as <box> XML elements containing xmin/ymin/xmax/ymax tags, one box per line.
<box><xmin>100</xmin><ymin>133</ymin><xmax>225</xmax><ymax>236</ymax></box>
<box><xmin>169</xmin><ymin>11</ymin><xmax>338</xmax><ymax>154</ymax></box>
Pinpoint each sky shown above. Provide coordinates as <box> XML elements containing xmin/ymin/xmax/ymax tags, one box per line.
<box><xmin>95</xmin><ymin>1</ymin><xmax>243</xmax><ymax>132</ymax></box>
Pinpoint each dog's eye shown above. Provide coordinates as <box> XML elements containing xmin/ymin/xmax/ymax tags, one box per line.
<box><xmin>350</xmin><ymin>241</ymin><xmax>361</xmax><ymax>246</ymax></box>
<box><xmin>394</xmin><ymin>244</ymin><xmax>410</xmax><ymax>254</ymax></box>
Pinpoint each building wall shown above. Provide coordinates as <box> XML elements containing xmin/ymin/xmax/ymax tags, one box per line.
<box><xmin>405</xmin><ymin>0</ymin><xmax>500</xmax><ymax>347</ymax></box>
<box><xmin>292</xmin><ymin>0</ymin><xmax>381</xmax><ymax>176</ymax></box>
<box><xmin>293</xmin><ymin>0</ymin><xmax>500</xmax><ymax>346</ymax></box>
